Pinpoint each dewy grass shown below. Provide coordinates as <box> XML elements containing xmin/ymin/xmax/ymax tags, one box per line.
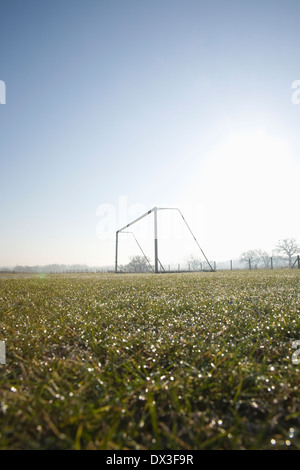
<box><xmin>0</xmin><ymin>270</ymin><xmax>299</xmax><ymax>449</ymax></box>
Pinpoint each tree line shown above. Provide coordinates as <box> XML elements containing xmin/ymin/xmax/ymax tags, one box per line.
<box><xmin>120</xmin><ymin>238</ymin><xmax>300</xmax><ymax>272</ymax></box>
<box><xmin>239</xmin><ymin>238</ymin><xmax>300</xmax><ymax>269</ymax></box>
<box><xmin>0</xmin><ymin>264</ymin><xmax>113</xmax><ymax>274</ymax></box>
<box><xmin>1</xmin><ymin>238</ymin><xmax>298</xmax><ymax>274</ymax></box>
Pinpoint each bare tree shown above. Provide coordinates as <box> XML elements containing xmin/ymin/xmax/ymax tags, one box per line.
<box><xmin>124</xmin><ymin>255</ymin><xmax>152</xmax><ymax>273</ymax></box>
<box><xmin>186</xmin><ymin>254</ymin><xmax>202</xmax><ymax>271</ymax></box>
<box><xmin>255</xmin><ymin>249</ymin><xmax>271</xmax><ymax>268</ymax></box>
<box><xmin>239</xmin><ymin>250</ymin><xmax>259</xmax><ymax>269</ymax></box>
<box><xmin>275</xmin><ymin>238</ymin><xmax>300</xmax><ymax>267</ymax></box>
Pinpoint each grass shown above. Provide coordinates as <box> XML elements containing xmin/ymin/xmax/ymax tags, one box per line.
<box><xmin>0</xmin><ymin>269</ymin><xmax>299</xmax><ymax>450</ymax></box>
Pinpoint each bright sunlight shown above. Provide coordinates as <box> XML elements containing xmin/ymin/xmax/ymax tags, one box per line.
<box><xmin>191</xmin><ymin>129</ymin><xmax>299</xmax><ymax>259</ymax></box>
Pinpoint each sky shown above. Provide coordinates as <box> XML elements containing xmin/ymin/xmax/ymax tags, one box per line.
<box><xmin>0</xmin><ymin>0</ymin><xmax>300</xmax><ymax>268</ymax></box>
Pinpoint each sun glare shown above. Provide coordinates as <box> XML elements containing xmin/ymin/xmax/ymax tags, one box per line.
<box><xmin>206</xmin><ymin>129</ymin><xmax>292</xmax><ymax>192</ymax></box>
<box><xmin>189</xmin><ymin>129</ymin><xmax>299</xmax><ymax>259</ymax></box>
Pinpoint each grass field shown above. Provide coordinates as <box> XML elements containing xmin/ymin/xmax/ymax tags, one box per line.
<box><xmin>0</xmin><ymin>270</ymin><xmax>299</xmax><ymax>450</ymax></box>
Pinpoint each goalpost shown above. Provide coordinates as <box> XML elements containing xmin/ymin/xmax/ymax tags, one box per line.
<box><xmin>115</xmin><ymin>207</ymin><xmax>214</xmax><ymax>273</ymax></box>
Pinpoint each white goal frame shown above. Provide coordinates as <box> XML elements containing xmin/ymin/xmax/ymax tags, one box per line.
<box><xmin>115</xmin><ymin>207</ymin><xmax>214</xmax><ymax>273</ymax></box>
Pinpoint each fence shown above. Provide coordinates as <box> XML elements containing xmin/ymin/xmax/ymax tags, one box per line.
<box><xmin>1</xmin><ymin>255</ymin><xmax>299</xmax><ymax>274</ymax></box>
<box><xmin>157</xmin><ymin>255</ymin><xmax>300</xmax><ymax>272</ymax></box>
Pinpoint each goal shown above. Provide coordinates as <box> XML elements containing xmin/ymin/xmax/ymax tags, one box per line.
<box><xmin>115</xmin><ymin>207</ymin><xmax>214</xmax><ymax>273</ymax></box>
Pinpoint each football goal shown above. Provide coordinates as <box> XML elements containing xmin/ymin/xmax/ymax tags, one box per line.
<box><xmin>115</xmin><ymin>207</ymin><xmax>214</xmax><ymax>273</ymax></box>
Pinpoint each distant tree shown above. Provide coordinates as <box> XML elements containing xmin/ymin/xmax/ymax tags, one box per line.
<box><xmin>186</xmin><ymin>254</ymin><xmax>202</xmax><ymax>271</ymax></box>
<box><xmin>255</xmin><ymin>249</ymin><xmax>271</xmax><ymax>268</ymax></box>
<box><xmin>124</xmin><ymin>255</ymin><xmax>152</xmax><ymax>273</ymax></box>
<box><xmin>239</xmin><ymin>250</ymin><xmax>259</xmax><ymax>269</ymax></box>
<box><xmin>275</xmin><ymin>238</ymin><xmax>300</xmax><ymax>267</ymax></box>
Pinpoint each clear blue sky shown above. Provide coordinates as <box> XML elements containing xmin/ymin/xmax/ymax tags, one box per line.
<box><xmin>1</xmin><ymin>0</ymin><xmax>300</xmax><ymax>267</ymax></box>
